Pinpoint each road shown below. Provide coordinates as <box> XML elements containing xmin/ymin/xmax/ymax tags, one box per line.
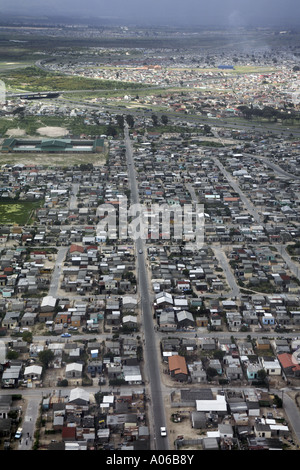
<box><xmin>246</xmin><ymin>153</ymin><xmax>300</xmax><ymax>181</ymax></box>
<box><xmin>18</xmin><ymin>393</ymin><xmax>40</xmax><ymax>450</ymax></box>
<box><xmin>48</xmin><ymin>246</ymin><xmax>68</xmax><ymax>297</ymax></box>
<box><xmin>281</xmin><ymin>390</ymin><xmax>300</xmax><ymax>443</ymax></box>
<box><xmin>124</xmin><ymin>123</ymin><xmax>169</xmax><ymax>450</ymax></box>
<box><xmin>69</xmin><ymin>183</ymin><xmax>79</xmax><ymax>211</ymax></box>
<box><xmin>213</xmin><ymin>244</ymin><xmax>241</xmax><ymax>298</ymax></box>
<box><xmin>211</xmin><ymin>156</ymin><xmax>263</xmax><ymax>224</ymax></box>
<box><xmin>275</xmin><ymin>244</ymin><xmax>300</xmax><ymax>281</ymax></box>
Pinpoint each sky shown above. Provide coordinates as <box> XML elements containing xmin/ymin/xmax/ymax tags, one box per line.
<box><xmin>1</xmin><ymin>0</ymin><xmax>300</xmax><ymax>27</ymax></box>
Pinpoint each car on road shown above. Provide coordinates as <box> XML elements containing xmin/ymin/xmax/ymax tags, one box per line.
<box><xmin>15</xmin><ymin>428</ymin><xmax>22</xmax><ymax>439</ymax></box>
<box><xmin>61</xmin><ymin>333</ymin><xmax>71</xmax><ymax>338</ymax></box>
<box><xmin>160</xmin><ymin>427</ymin><xmax>167</xmax><ymax>437</ymax></box>
<box><xmin>139</xmin><ymin>249</ymin><xmax>143</xmax><ymax>254</ymax></box>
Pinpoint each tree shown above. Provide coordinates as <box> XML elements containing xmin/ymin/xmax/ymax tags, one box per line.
<box><xmin>116</xmin><ymin>115</ymin><xmax>125</xmax><ymax>129</ymax></box>
<box><xmin>126</xmin><ymin>114</ymin><xmax>134</xmax><ymax>128</ymax></box>
<box><xmin>203</xmin><ymin>124</ymin><xmax>211</xmax><ymax>135</ymax></box>
<box><xmin>161</xmin><ymin>115</ymin><xmax>168</xmax><ymax>125</ymax></box>
<box><xmin>206</xmin><ymin>367</ymin><xmax>218</xmax><ymax>379</ymax></box>
<box><xmin>257</xmin><ymin>369</ymin><xmax>267</xmax><ymax>380</ymax></box>
<box><xmin>106</xmin><ymin>124</ymin><xmax>118</xmax><ymax>137</ymax></box>
<box><xmin>22</xmin><ymin>331</ymin><xmax>33</xmax><ymax>344</ymax></box>
<box><xmin>38</xmin><ymin>349</ymin><xmax>54</xmax><ymax>369</ymax></box>
<box><xmin>151</xmin><ymin>114</ymin><xmax>158</xmax><ymax>126</ymax></box>
<box><xmin>7</xmin><ymin>350</ymin><xmax>19</xmax><ymax>360</ymax></box>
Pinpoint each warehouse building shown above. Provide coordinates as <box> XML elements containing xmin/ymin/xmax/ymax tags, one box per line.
<box><xmin>1</xmin><ymin>137</ymin><xmax>104</xmax><ymax>153</ymax></box>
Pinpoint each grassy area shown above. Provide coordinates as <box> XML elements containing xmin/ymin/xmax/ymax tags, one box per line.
<box><xmin>0</xmin><ymin>65</ymin><xmax>149</xmax><ymax>93</ymax></box>
<box><xmin>0</xmin><ymin>151</ymin><xmax>108</xmax><ymax>168</ymax></box>
<box><xmin>0</xmin><ymin>115</ymin><xmax>122</xmax><ymax>138</ymax></box>
<box><xmin>0</xmin><ymin>200</ymin><xmax>43</xmax><ymax>225</ymax></box>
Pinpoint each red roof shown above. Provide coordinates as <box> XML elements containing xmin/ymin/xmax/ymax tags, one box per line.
<box><xmin>278</xmin><ymin>353</ymin><xmax>300</xmax><ymax>372</ymax></box>
<box><xmin>70</xmin><ymin>244</ymin><xmax>84</xmax><ymax>253</ymax></box>
<box><xmin>62</xmin><ymin>426</ymin><xmax>76</xmax><ymax>439</ymax></box>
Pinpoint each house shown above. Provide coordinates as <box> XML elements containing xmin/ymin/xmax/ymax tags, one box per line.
<box><xmin>176</xmin><ymin>310</ymin><xmax>195</xmax><ymax>329</ymax></box>
<box><xmin>188</xmin><ymin>361</ymin><xmax>207</xmax><ymax>384</ymax></box>
<box><xmin>2</xmin><ymin>311</ymin><xmax>21</xmax><ymax>330</ymax></box>
<box><xmin>199</xmin><ymin>338</ymin><xmax>216</xmax><ymax>351</ymax></box>
<box><xmin>159</xmin><ymin>310</ymin><xmax>177</xmax><ymax>331</ymax></box>
<box><xmin>62</xmin><ymin>426</ymin><xmax>77</xmax><ymax>442</ymax></box>
<box><xmin>261</xmin><ymin>312</ymin><xmax>275</xmax><ymax>326</ymax></box>
<box><xmin>226</xmin><ymin>312</ymin><xmax>242</xmax><ymax>331</ymax></box>
<box><xmin>24</xmin><ymin>365</ymin><xmax>43</xmax><ymax>381</ymax></box>
<box><xmin>20</xmin><ymin>312</ymin><xmax>37</xmax><ymax>327</ymax></box>
<box><xmin>224</xmin><ymin>356</ymin><xmax>243</xmax><ymax>381</ymax></box>
<box><xmin>155</xmin><ymin>292</ymin><xmax>173</xmax><ymax>308</ymax></box>
<box><xmin>208</xmin><ymin>359</ymin><xmax>223</xmax><ymax>375</ymax></box>
<box><xmin>168</xmin><ymin>355</ymin><xmax>189</xmax><ymax>382</ymax></box>
<box><xmin>122</xmin><ymin>296</ymin><xmax>138</xmax><ymax>310</ymax></box>
<box><xmin>69</xmin><ymin>244</ymin><xmax>85</xmax><ymax>255</ymax></box>
<box><xmin>259</xmin><ymin>357</ymin><xmax>281</xmax><ymax>376</ymax></box>
<box><xmin>122</xmin><ymin>315</ymin><xmax>138</xmax><ymax>330</ymax></box>
<box><xmin>277</xmin><ymin>353</ymin><xmax>300</xmax><ymax>378</ymax></box>
<box><xmin>245</xmin><ymin>362</ymin><xmax>261</xmax><ymax>382</ymax></box>
<box><xmin>210</xmin><ymin>313</ymin><xmax>222</xmax><ymax>329</ymax></box>
<box><xmin>254</xmin><ymin>421</ymin><xmax>272</xmax><ymax>439</ymax></box>
<box><xmin>40</xmin><ymin>295</ymin><xmax>57</xmax><ymax>312</ymax></box>
<box><xmin>0</xmin><ymin>395</ymin><xmax>12</xmax><ymax>419</ymax></box>
<box><xmin>68</xmin><ymin>387</ymin><xmax>90</xmax><ymax>406</ymax></box>
<box><xmin>255</xmin><ymin>339</ymin><xmax>271</xmax><ymax>352</ymax></box>
<box><xmin>123</xmin><ymin>365</ymin><xmax>142</xmax><ymax>384</ymax></box>
<box><xmin>1</xmin><ymin>363</ymin><xmax>22</xmax><ymax>388</ymax></box>
<box><xmin>196</xmin><ymin>394</ymin><xmax>228</xmax><ymax>415</ymax></box>
<box><xmin>196</xmin><ymin>316</ymin><xmax>209</xmax><ymax>328</ymax></box>
<box><xmin>65</xmin><ymin>363</ymin><xmax>83</xmax><ymax>380</ymax></box>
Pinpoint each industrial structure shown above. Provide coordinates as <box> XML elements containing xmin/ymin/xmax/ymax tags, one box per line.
<box><xmin>1</xmin><ymin>137</ymin><xmax>104</xmax><ymax>154</ymax></box>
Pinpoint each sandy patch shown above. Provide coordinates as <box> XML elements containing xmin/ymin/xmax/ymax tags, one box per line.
<box><xmin>6</xmin><ymin>128</ymin><xmax>26</xmax><ymax>137</ymax></box>
<box><xmin>37</xmin><ymin>126</ymin><xmax>69</xmax><ymax>137</ymax></box>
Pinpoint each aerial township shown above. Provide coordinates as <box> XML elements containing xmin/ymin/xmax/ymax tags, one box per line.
<box><xmin>0</xmin><ymin>24</ymin><xmax>300</xmax><ymax>452</ymax></box>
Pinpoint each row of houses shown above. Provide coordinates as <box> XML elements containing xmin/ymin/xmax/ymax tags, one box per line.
<box><xmin>172</xmin><ymin>388</ymin><xmax>291</xmax><ymax>450</ymax></box>
<box><xmin>0</xmin><ymin>387</ymin><xmax>149</xmax><ymax>450</ymax></box>
<box><xmin>162</xmin><ymin>335</ymin><xmax>300</xmax><ymax>383</ymax></box>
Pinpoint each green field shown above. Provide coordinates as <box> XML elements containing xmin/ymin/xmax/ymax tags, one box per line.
<box><xmin>0</xmin><ymin>200</ymin><xmax>43</xmax><ymax>225</ymax></box>
<box><xmin>0</xmin><ymin>65</ymin><xmax>149</xmax><ymax>93</ymax></box>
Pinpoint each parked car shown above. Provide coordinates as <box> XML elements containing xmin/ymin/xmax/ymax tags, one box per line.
<box><xmin>15</xmin><ymin>428</ymin><xmax>22</xmax><ymax>439</ymax></box>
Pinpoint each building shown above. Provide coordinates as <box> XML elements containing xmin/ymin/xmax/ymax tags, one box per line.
<box><xmin>2</xmin><ymin>137</ymin><xmax>104</xmax><ymax>154</ymax></box>
<box><xmin>168</xmin><ymin>355</ymin><xmax>188</xmax><ymax>381</ymax></box>
<box><xmin>277</xmin><ymin>353</ymin><xmax>300</xmax><ymax>377</ymax></box>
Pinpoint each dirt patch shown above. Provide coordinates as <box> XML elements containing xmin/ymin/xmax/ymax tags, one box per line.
<box><xmin>5</xmin><ymin>128</ymin><xmax>26</xmax><ymax>137</ymax></box>
<box><xmin>37</xmin><ymin>126</ymin><xmax>69</xmax><ymax>137</ymax></box>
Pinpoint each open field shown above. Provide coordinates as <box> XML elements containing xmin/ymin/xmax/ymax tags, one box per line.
<box><xmin>0</xmin><ymin>65</ymin><xmax>149</xmax><ymax>93</ymax></box>
<box><xmin>0</xmin><ymin>116</ymin><xmax>120</xmax><ymax>138</ymax></box>
<box><xmin>0</xmin><ymin>151</ymin><xmax>107</xmax><ymax>167</ymax></box>
<box><xmin>0</xmin><ymin>200</ymin><xmax>43</xmax><ymax>225</ymax></box>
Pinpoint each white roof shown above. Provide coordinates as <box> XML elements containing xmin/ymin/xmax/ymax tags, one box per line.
<box><xmin>69</xmin><ymin>387</ymin><xmax>90</xmax><ymax>403</ymax></box>
<box><xmin>196</xmin><ymin>395</ymin><xmax>227</xmax><ymax>412</ymax></box>
<box><xmin>41</xmin><ymin>295</ymin><xmax>57</xmax><ymax>307</ymax></box>
<box><xmin>122</xmin><ymin>315</ymin><xmax>137</xmax><ymax>323</ymax></box>
<box><xmin>103</xmin><ymin>395</ymin><xmax>114</xmax><ymax>403</ymax></box>
<box><xmin>124</xmin><ymin>374</ymin><xmax>142</xmax><ymax>382</ymax></box>
<box><xmin>24</xmin><ymin>365</ymin><xmax>42</xmax><ymax>375</ymax></box>
<box><xmin>66</xmin><ymin>363</ymin><xmax>83</xmax><ymax>372</ymax></box>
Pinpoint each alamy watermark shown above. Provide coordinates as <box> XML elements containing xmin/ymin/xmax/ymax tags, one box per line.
<box><xmin>0</xmin><ymin>340</ymin><xmax>6</xmax><ymax>364</ymax></box>
<box><xmin>0</xmin><ymin>80</ymin><xmax>6</xmax><ymax>105</ymax></box>
<box><xmin>96</xmin><ymin>197</ymin><xmax>205</xmax><ymax>251</ymax></box>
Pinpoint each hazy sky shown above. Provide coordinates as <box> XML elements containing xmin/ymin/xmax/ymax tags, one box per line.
<box><xmin>1</xmin><ymin>0</ymin><xmax>300</xmax><ymax>26</ymax></box>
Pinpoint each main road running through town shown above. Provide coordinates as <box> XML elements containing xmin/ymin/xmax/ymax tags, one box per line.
<box><xmin>124</xmin><ymin>123</ymin><xmax>169</xmax><ymax>450</ymax></box>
